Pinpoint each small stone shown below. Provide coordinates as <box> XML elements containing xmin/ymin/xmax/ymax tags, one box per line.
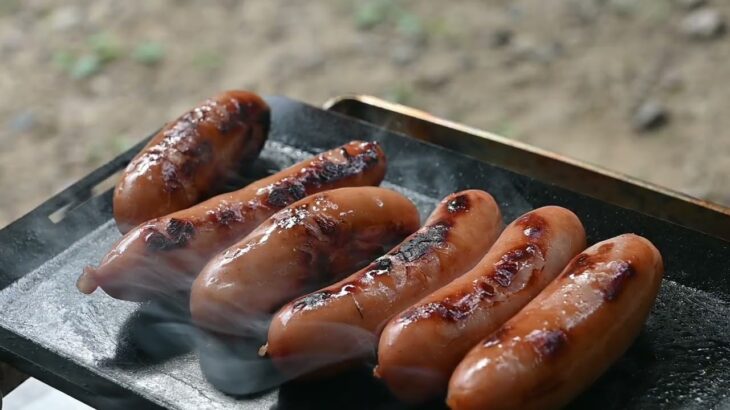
<box><xmin>680</xmin><ymin>9</ymin><xmax>726</xmax><ymax>40</ymax></box>
<box><xmin>490</xmin><ymin>29</ymin><xmax>513</xmax><ymax>48</ymax></box>
<box><xmin>632</xmin><ymin>101</ymin><xmax>669</xmax><ymax>132</ymax></box>
<box><xmin>676</xmin><ymin>0</ymin><xmax>706</xmax><ymax>10</ymax></box>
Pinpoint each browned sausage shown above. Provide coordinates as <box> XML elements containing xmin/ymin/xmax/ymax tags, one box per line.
<box><xmin>265</xmin><ymin>190</ymin><xmax>503</xmax><ymax>378</ymax></box>
<box><xmin>375</xmin><ymin>206</ymin><xmax>586</xmax><ymax>403</ymax></box>
<box><xmin>113</xmin><ymin>90</ymin><xmax>270</xmax><ymax>233</ymax></box>
<box><xmin>190</xmin><ymin>187</ymin><xmax>420</xmax><ymax>335</ymax></box>
<box><xmin>78</xmin><ymin>141</ymin><xmax>386</xmax><ymax>301</ymax></box>
<box><xmin>448</xmin><ymin>234</ymin><xmax>663</xmax><ymax>410</ymax></box>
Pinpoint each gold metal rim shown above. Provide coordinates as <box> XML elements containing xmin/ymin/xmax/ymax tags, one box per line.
<box><xmin>324</xmin><ymin>94</ymin><xmax>730</xmax><ymax>218</ymax></box>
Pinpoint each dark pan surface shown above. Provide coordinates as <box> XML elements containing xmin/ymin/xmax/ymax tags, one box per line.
<box><xmin>0</xmin><ymin>96</ymin><xmax>727</xmax><ymax>409</ymax></box>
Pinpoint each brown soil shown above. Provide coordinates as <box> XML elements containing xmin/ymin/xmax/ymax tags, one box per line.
<box><xmin>1</xmin><ymin>0</ymin><xmax>728</xmax><ymax>227</ymax></box>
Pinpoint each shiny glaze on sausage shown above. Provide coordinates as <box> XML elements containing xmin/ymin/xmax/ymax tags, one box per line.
<box><xmin>375</xmin><ymin>206</ymin><xmax>586</xmax><ymax>403</ymax></box>
<box><xmin>265</xmin><ymin>190</ymin><xmax>503</xmax><ymax>378</ymax></box>
<box><xmin>448</xmin><ymin>234</ymin><xmax>663</xmax><ymax>410</ymax></box>
<box><xmin>78</xmin><ymin>141</ymin><xmax>386</xmax><ymax>301</ymax></box>
<box><xmin>113</xmin><ymin>90</ymin><xmax>270</xmax><ymax>233</ymax></box>
<box><xmin>190</xmin><ymin>187</ymin><xmax>420</xmax><ymax>335</ymax></box>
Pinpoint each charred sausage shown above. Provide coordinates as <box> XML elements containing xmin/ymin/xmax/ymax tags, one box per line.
<box><xmin>375</xmin><ymin>206</ymin><xmax>586</xmax><ymax>403</ymax></box>
<box><xmin>78</xmin><ymin>141</ymin><xmax>386</xmax><ymax>301</ymax></box>
<box><xmin>448</xmin><ymin>234</ymin><xmax>663</xmax><ymax>410</ymax></box>
<box><xmin>265</xmin><ymin>190</ymin><xmax>503</xmax><ymax>378</ymax></box>
<box><xmin>190</xmin><ymin>187</ymin><xmax>420</xmax><ymax>335</ymax></box>
<box><xmin>113</xmin><ymin>90</ymin><xmax>270</xmax><ymax>233</ymax></box>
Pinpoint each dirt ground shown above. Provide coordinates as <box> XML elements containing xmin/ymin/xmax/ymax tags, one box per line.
<box><xmin>1</xmin><ymin>0</ymin><xmax>728</xmax><ymax>227</ymax></box>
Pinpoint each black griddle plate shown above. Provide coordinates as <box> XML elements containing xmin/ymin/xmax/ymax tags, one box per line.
<box><xmin>0</xmin><ymin>97</ymin><xmax>727</xmax><ymax>409</ymax></box>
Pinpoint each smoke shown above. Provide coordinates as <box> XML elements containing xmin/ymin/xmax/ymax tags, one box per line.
<box><xmin>0</xmin><ymin>125</ymin><xmax>538</xmax><ymax>409</ymax></box>
<box><xmin>100</xmin><ymin>299</ymin><xmax>197</xmax><ymax>368</ymax></box>
<box><xmin>378</xmin><ymin>137</ymin><xmax>533</xmax><ymax>223</ymax></box>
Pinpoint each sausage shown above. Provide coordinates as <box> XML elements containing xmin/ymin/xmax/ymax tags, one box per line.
<box><xmin>190</xmin><ymin>187</ymin><xmax>420</xmax><ymax>335</ymax></box>
<box><xmin>375</xmin><ymin>206</ymin><xmax>586</xmax><ymax>403</ymax></box>
<box><xmin>447</xmin><ymin>234</ymin><xmax>663</xmax><ymax>410</ymax></box>
<box><xmin>113</xmin><ymin>90</ymin><xmax>270</xmax><ymax>233</ymax></box>
<box><xmin>78</xmin><ymin>141</ymin><xmax>386</xmax><ymax>301</ymax></box>
<box><xmin>265</xmin><ymin>190</ymin><xmax>503</xmax><ymax>378</ymax></box>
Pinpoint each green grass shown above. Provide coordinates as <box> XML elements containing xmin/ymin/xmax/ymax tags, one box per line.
<box><xmin>52</xmin><ymin>32</ymin><xmax>125</xmax><ymax>79</ymax></box>
<box><xmin>354</xmin><ymin>0</ymin><xmax>425</xmax><ymax>41</ymax></box>
<box><xmin>70</xmin><ymin>54</ymin><xmax>103</xmax><ymax>79</ymax></box>
<box><xmin>132</xmin><ymin>42</ymin><xmax>165</xmax><ymax>66</ymax></box>
<box><xmin>88</xmin><ymin>32</ymin><xmax>122</xmax><ymax>63</ymax></box>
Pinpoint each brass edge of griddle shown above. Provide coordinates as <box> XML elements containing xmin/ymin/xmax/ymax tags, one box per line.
<box><xmin>323</xmin><ymin>95</ymin><xmax>730</xmax><ymax>241</ymax></box>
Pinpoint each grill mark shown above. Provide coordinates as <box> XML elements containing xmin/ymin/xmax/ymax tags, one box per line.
<box><xmin>374</xmin><ymin>257</ymin><xmax>392</xmax><ymax>270</ymax></box>
<box><xmin>603</xmin><ymin>261</ymin><xmax>635</xmax><ymax>301</ymax></box>
<box><xmin>159</xmin><ymin>138</ymin><xmax>214</xmax><ymax>191</ymax></box>
<box><xmin>493</xmin><ymin>244</ymin><xmax>542</xmax><ymax>287</ymax></box>
<box><xmin>210</xmin><ymin>208</ymin><xmax>240</xmax><ymax>226</ymax></box>
<box><xmin>266</xmin><ymin>181</ymin><xmax>307</xmax><ymax>208</ymax></box>
<box><xmin>143</xmin><ymin>218</ymin><xmax>195</xmax><ymax>251</ymax></box>
<box><xmin>143</xmin><ymin>230</ymin><xmax>169</xmax><ymax>252</ymax></box>
<box><xmin>515</xmin><ymin>212</ymin><xmax>547</xmax><ymax>239</ymax></box>
<box><xmin>149</xmin><ymin>94</ymin><xmax>263</xmax><ymax>194</ymax></box>
<box><xmin>562</xmin><ymin>242</ymin><xmax>616</xmax><ymax>278</ymax></box>
<box><xmin>291</xmin><ymin>221</ymin><xmax>450</xmax><ymax>311</ymax></box>
<box><xmin>167</xmin><ymin>218</ymin><xmax>195</xmax><ymax>242</ymax></box>
<box><xmin>313</xmin><ymin>214</ymin><xmax>339</xmax><ymax>236</ymax></box>
<box><xmin>300</xmin><ymin>143</ymin><xmax>381</xmax><ymax>187</ymax></box>
<box><xmin>392</xmin><ymin>223</ymin><xmax>450</xmax><ymax>263</ymax></box>
<box><xmin>400</xmin><ymin>215</ymin><xmax>547</xmax><ymax>323</ymax></box>
<box><xmin>401</xmin><ymin>279</ymin><xmax>496</xmax><ymax>323</ymax></box>
<box><xmin>292</xmin><ymin>291</ymin><xmax>333</xmax><ymax>312</ymax></box>
<box><xmin>526</xmin><ymin>329</ymin><xmax>568</xmax><ymax>359</ymax></box>
<box><xmin>262</xmin><ymin>142</ymin><xmax>382</xmax><ymax>208</ymax></box>
<box><xmin>447</xmin><ymin>195</ymin><xmax>469</xmax><ymax>213</ymax></box>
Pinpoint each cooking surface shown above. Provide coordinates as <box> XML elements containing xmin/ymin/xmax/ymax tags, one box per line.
<box><xmin>0</xmin><ymin>97</ymin><xmax>727</xmax><ymax>409</ymax></box>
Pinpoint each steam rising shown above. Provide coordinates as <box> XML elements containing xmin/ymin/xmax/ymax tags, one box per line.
<box><xmin>3</xmin><ymin>130</ymin><xmax>724</xmax><ymax>409</ymax></box>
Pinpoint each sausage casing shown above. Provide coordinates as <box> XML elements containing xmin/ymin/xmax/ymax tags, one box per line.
<box><xmin>448</xmin><ymin>234</ymin><xmax>663</xmax><ymax>410</ymax></box>
<box><xmin>190</xmin><ymin>187</ymin><xmax>420</xmax><ymax>335</ymax></box>
<box><xmin>376</xmin><ymin>206</ymin><xmax>586</xmax><ymax>403</ymax></box>
<box><xmin>78</xmin><ymin>141</ymin><xmax>386</xmax><ymax>301</ymax></box>
<box><xmin>265</xmin><ymin>190</ymin><xmax>503</xmax><ymax>378</ymax></box>
<box><xmin>113</xmin><ymin>90</ymin><xmax>270</xmax><ymax>233</ymax></box>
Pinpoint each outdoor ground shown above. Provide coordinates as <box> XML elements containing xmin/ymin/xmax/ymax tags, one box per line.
<box><xmin>1</xmin><ymin>0</ymin><xmax>728</xmax><ymax>227</ymax></box>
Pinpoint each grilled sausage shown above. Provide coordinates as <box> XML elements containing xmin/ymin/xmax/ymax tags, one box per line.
<box><xmin>375</xmin><ymin>206</ymin><xmax>586</xmax><ymax>403</ymax></box>
<box><xmin>190</xmin><ymin>187</ymin><xmax>420</xmax><ymax>335</ymax></box>
<box><xmin>78</xmin><ymin>141</ymin><xmax>386</xmax><ymax>301</ymax></box>
<box><xmin>265</xmin><ymin>190</ymin><xmax>503</xmax><ymax>378</ymax></box>
<box><xmin>113</xmin><ymin>90</ymin><xmax>270</xmax><ymax>233</ymax></box>
<box><xmin>448</xmin><ymin>234</ymin><xmax>663</xmax><ymax>410</ymax></box>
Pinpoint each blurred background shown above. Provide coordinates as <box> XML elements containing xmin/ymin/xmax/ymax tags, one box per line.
<box><xmin>0</xmin><ymin>0</ymin><xmax>727</xmax><ymax>407</ymax></box>
<box><xmin>1</xmin><ymin>0</ymin><xmax>729</xmax><ymax>228</ymax></box>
